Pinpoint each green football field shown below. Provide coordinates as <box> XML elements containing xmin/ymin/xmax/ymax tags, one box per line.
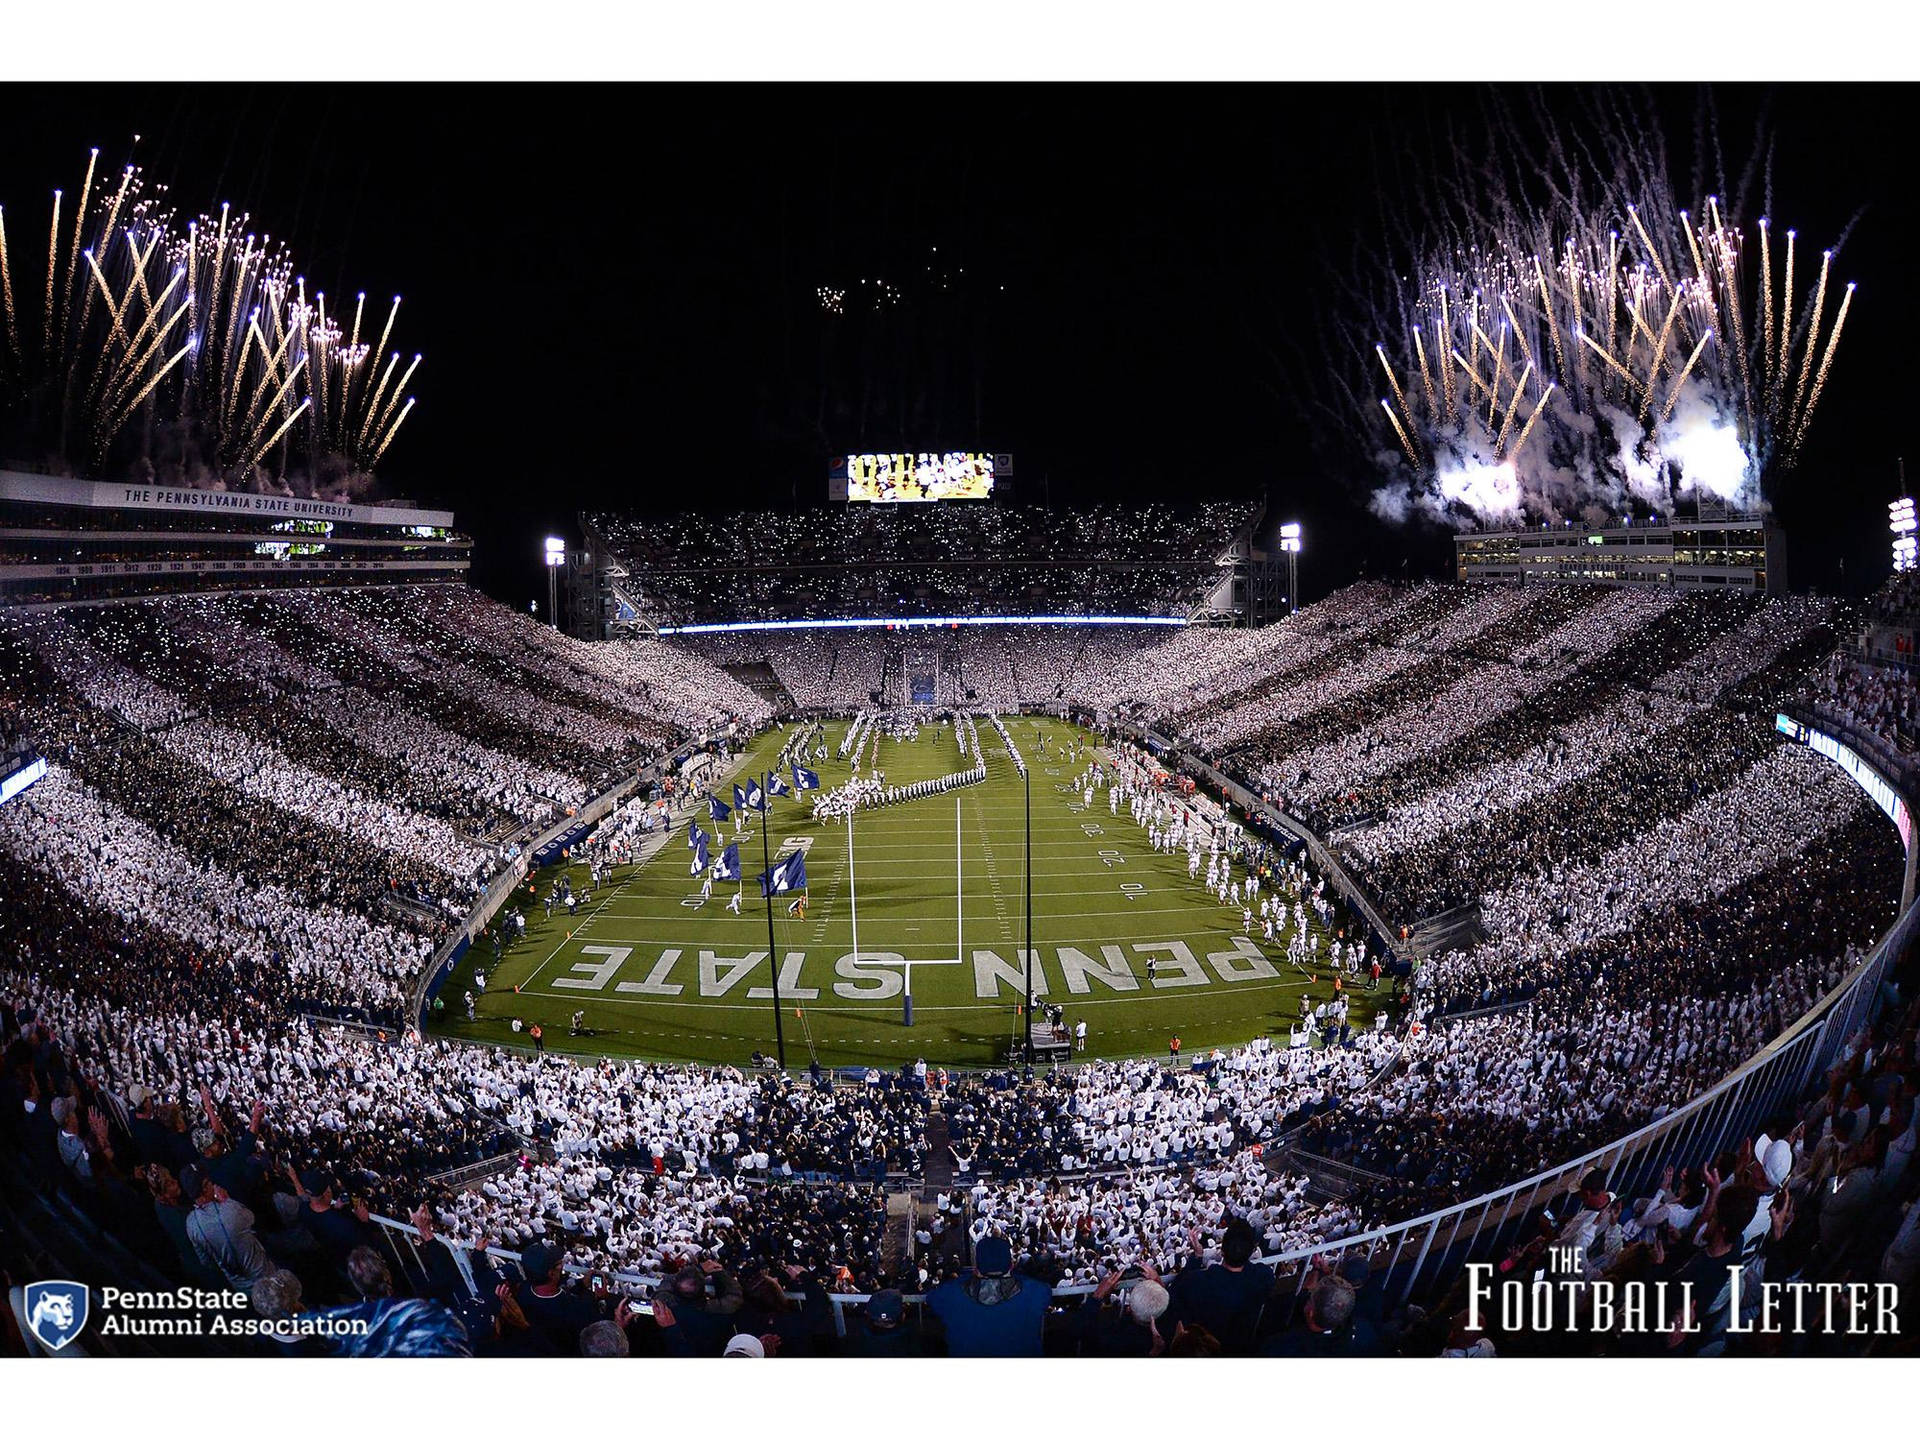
<box><xmin>429</xmin><ymin>717</ymin><xmax>1383</xmax><ymax>1068</ymax></box>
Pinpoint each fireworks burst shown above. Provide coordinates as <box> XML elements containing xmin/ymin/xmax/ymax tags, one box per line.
<box><xmin>0</xmin><ymin>145</ymin><xmax>420</xmax><ymax>489</ymax></box>
<box><xmin>1346</xmin><ymin>95</ymin><xmax>1856</xmax><ymax>527</ymax></box>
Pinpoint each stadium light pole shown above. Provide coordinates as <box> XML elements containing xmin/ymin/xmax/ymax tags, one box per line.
<box><xmin>544</xmin><ymin>537</ymin><xmax>566</xmax><ymax>630</ymax></box>
<box><xmin>758</xmin><ymin>792</ymin><xmax>788</xmax><ymax>1070</ymax></box>
<box><xmin>849</xmin><ymin>802</ymin><xmax>860</xmax><ymax>1010</ymax></box>
<box><xmin>1279</xmin><ymin>523</ymin><xmax>1302</xmax><ymax>614</ymax></box>
<box><xmin>1890</xmin><ymin>496</ymin><xmax>1916</xmax><ymax>575</ymax></box>
<box><xmin>1021</xmin><ymin>763</ymin><xmax>1032</xmax><ymax>1065</ymax></box>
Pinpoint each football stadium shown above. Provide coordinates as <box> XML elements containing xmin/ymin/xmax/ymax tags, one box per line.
<box><xmin>3</xmin><ymin>69</ymin><xmax>1919</xmax><ymax>1379</ymax></box>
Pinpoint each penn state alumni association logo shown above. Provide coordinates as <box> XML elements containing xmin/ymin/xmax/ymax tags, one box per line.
<box><xmin>24</xmin><ymin>1280</ymin><xmax>90</xmax><ymax>1352</ymax></box>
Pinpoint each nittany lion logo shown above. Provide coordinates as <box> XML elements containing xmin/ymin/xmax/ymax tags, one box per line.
<box><xmin>24</xmin><ymin>1280</ymin><xmax>89</xmax><ymax>1352</ymax></box>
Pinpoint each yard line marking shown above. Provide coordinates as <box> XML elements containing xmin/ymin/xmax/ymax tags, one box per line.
<box><xmin>584</xmin><ymin>902</ymin><xmax>1230</xmax><ymax>925</ymax></box>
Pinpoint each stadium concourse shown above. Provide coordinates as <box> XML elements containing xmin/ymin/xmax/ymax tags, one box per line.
<box><xmin>3</xmin><ymin>575</ymin><xmax>1919</xmax><ymax>1357</ymax></box>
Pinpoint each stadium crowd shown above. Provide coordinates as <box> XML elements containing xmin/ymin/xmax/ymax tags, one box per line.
<box><xmin>3</xmin><ymin>570</ymin><xmax>1917</xmax><ymax>1357</ymax></box>
<box><xmin>1806</xmin><ymin>651</ymin><xmax>1920</xmax><ymax>765</ymax></box>
<box><xmin>9</xmin><ymin>950</ymin><xmax>1913</xmax><ymax>1355</ymax></box>
<box><xmin>0</xmin><ymin>585</ymin><xmax>769</xmax><ymax>1025</ymax></box>
<box><xmin>588</xmin><ymin>500</ymin><xmax>1260</xmax><ymax>626</ymax></box>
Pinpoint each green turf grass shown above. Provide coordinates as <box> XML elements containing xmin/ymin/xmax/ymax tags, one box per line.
<box><xmin>428</xmin><ymin>716</ymin><xmax>1385</xmax><ymax>1067</ymax></box>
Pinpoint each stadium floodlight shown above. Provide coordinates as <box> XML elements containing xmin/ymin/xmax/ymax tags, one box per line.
<box><xmin>1892</xmin><ymin>498</ymin><xmax>1917</xmax><ymax>574</ymax></box>
<box><xmin>1278</xmin><ymin>522</ymin><xmax>1302</xmax><ymax>613</ymax></box>
<box><xmin>543</xmin><ymin>536</ymin><xmax>567</xmax><ymax>632</ymax></box>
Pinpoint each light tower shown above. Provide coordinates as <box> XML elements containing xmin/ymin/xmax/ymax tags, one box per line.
<box><xmin>544</xmin><ymin>536</ymin><xmax>566</xmax><ymax>629</ymax></box>
<box><xmin>1278</xmin><ymin>522</ymin><xmax>1303</xmax><ymax>613</ymax></box>
<box><xmin>1891</xmin><ymin>498</ymin><xmax>1916</xmax><ymax>576</ymax></box>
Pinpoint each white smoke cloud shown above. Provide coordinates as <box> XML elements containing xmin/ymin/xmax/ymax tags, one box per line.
<box><xmin>1657</xmin><ymin>389</ymin><xmax>1755</xmax><ymax>505</ymax></box>
<box><xmin>1437</xmin><ymin>460</ymin><xmax>1523</xmax><ymax>518</ymax></box>
<box><xmin>1376</xmin><ymin>380</ymin><xmax>1767</xmax><ymax>531</ymax></box>
<box><xmin>1369</xmin><ymin>484</ymin><xmax>1414</xmax><ymax>524</ymax></box>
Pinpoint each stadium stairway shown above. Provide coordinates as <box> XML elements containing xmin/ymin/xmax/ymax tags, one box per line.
<box><xmin>1263</xmin><ymin>1144</ymin><xmax>1383</xmax><ymax>1207</ymax></box>
<box><xmin>1405</xmin><ymin>902</ymin><xmax>1486</xmax><ymax>958</ymax></box>
<box><xmin>921</xmin><ymin>1111</ymin><xmax>955</xmax><ymax>1199</ymax></box>
<box><xmin>720</xmin><ymin>661</ymin><xmax>795</xmax><ymax>712</ymax></box>
<box><xmin>881</xmin><ymin>1193</ymin><xmax>914</xmax><ymax>1282</ymax></box>
<box><xmin>382</xmin><ymin>891</ymin><xmax>446</xmax><ymax>928</ymax></box>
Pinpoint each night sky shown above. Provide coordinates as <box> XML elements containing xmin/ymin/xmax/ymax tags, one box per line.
<box><xmin>1</xmin><ymin>83</ymin><xmax>1912</xmax><ymax>610</ymax></box>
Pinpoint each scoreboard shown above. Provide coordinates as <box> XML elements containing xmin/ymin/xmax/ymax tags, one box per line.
<box><xmin>829</xmin><ymin>452</ymin><xmax>1010</xmax><ymax>503</ymax></box>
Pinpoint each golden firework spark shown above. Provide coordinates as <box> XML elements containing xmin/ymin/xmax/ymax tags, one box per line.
<box><xmin>1380</xmin><ymin>398</ymin><xmax>1419</xmax><ymax>466</ymax></box>
<box><xmin>1509</xmin><ymin>382</ymin><xmax>1556</xmax><ymax>460</ymax></box>
<box><xmin>1494</xmin><ymin>360</ymin><xmax>1532</xmax><ymax>456</ymax></box>
<box><xmin>1376</xmin><ymin>344</ymin><xmax>1419</xmax><ymax>443</ymax></box>
<box><xmin>1659</xmin><ymin>330</ymin><xmax>1714</xmax><ymax>425</ymax></box>
<box><xmin>2</xmin><ymin>148</ymin><xmax>424</xmax><ymax>480</ymax></box>
<box><xmin>1790</xmin><ymin>282</ymin><xmax>1855</xmax><ymax>458</ymax></box>
<box><xmin>0</xmin><ymin>206</ymin><xmax>17</xmax><ymax>362</ymax></box>
<box><xmin>1353</xmin><ymin>103</ymin><xmax>1857</xmax><ymax>520</ymax></box>
<box><xmin>1786</xmin><ymin>248</ymin><xmax>1831</xmax><ymax>438</ymax></box>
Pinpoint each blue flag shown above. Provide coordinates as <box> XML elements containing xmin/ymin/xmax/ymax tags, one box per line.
<box><xmin>792</xmin><ymin>763</ymin><xmax>820</xmax><ymax>792</ymax></box>
<box><xmin>767</xmin><ymin>768</ymin><xmax>792</xmax><ymax>798</ymax></box>
<box><xmin>743</xmin><ymin>776</ymin><xmax>767</xmax><ymax>812</ymax></box>
<box><xmin>688</xmin><ymin>819</ymin><xmax>706</xmax><ymax>851</ymax></box>
<box><xmin>733</xmin><ymin>783</ymin><xmax>748</xmax><ymax>812</ymax></box>
<box><xmin>691</xmin><ymin>832</ymin><xmax>710</xmax><ymax>874</ymax></box>
<box><xmin>713</xmin><ymin>842</ymin><xmax>741</xmax><ymax>882</ymax></box>
<box><xmin>708</xmin><ymin>794</ymin><xmax>732</xmax><ymax>824</ymax></box>
<box><xmin>758</xmin><ymin>849</ymin><xmax>808</xmax><ymax>897</ymax></box>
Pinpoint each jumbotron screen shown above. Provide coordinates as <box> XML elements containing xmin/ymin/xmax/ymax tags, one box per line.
<box><xmin>829</xmin><ymin>451</ymin><xmax>1006</xmax><ymax>503</ymax></box>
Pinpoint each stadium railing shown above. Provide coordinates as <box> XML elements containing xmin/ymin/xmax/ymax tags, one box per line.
<box><xmin>1787</xmin><ymin>695</ymin><xmax>1919</xmax><ymax>795</ymax></box>
<box><xmin>1259</xmin><ymin>893</ymin><xmax>1914</xmax><ymax>1310</ymax></box>
<box><xmin>1266</xmin><ymin>1145</ymin><xmax>1389</xmax><ymax>1200</ymax></box>
<box><xmin>1779</xmin><ymin>698</ymin><xmax>1920</xmax><ymax>909</ymax></box>
<box><xmin>423</xmin><ymin>1152</ymin><xmax>526</xmax><ymax>1191</ymax></box>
